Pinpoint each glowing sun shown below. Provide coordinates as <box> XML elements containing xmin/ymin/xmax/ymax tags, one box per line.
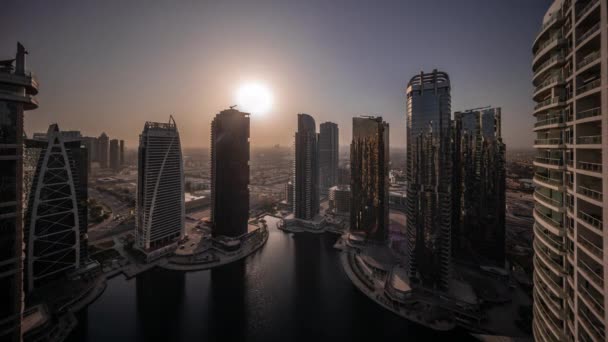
<box><xmin>235</xmin><ymin>82</ymin><xmax>273</xmax><ymax>115</ymax></box>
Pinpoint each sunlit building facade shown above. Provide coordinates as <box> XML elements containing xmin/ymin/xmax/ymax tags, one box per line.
<box><xmin>350</xmin><ymin>116</ymin><xmax>389</xmax><ymax>242</ymax></box>
<box><xmin>0</xmin><ymin>42</ymin><xmax>39</xmax><ymax>342</ymax></box>
<box><xmin>405</xmin><ymin>70</ymin><xmax>452</xmax><ymax>292</ymax></box>
<box><xmin>532</xmin><ymin>1</ymin><xmax>608</xmax><ymax>341</ymax></box>
<box><xmin>210</xmin><ymin>108</ymin><xmax>250</xmax><ymax>237</ymax></box>
<box><xmin>136</xmin><ymin>117</ymin><xmax>185</xmax><ymax>258</ymax></box>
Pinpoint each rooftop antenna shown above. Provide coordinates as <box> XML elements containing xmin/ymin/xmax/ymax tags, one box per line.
<box><xmin>230</xmin><ymin>105</ymin><xmax>237</xmax><ymax>109</ymax></box>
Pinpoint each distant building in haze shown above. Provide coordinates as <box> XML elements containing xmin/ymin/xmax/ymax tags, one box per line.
<box><xmin>285</xmin><ymin>181</ymin><xmax>294</xmax><ymax>206</ymax></box>
<box><xmin>0</xmin><ymin>42</ymin><xmax>39</xmax><ymax>342</ymax></box>
<box><xmin>97</xmin><ymin>132</ymin><xmax>109</xmax><ymax>168</ymax></box>
<box><xmin>210</xmin><ymin>108</ymin><xmax>250</xmax><ymax>237</ymax></box>
<box><xmin>24</xmin><ymin>124</ymin><xmax>88</xmax><ymax>292</ymax></box>
<box><xmin>329</xmin><ymin>185</ymin><xmax>350</xmax><ymax>216</ymax></box>
<box><xmin>109</xmin><ymin>138</ymin><xmax>120</xmax><ymax>171</ymax></box>
<box><xmin>294</xmin><ymin>113</ymin><xmax>319</xmax><ymax>220</ymax></box>
<box><xmin>319</xmin><ymin>122</ymin><xmax>339</xmax><ymax>195</ymax></box>
<box><xmin>405</xmin><ymin>70</ymin><xmax>452</xmax><ymax>292</ymax></box>
<box><xmin>119</xmin><ymin>139</ymin><xmax>125</xmax><ymax>166</ymax></box>
<box><xmin>452</xmin><ymin>107</ymin><xmax>505</xmax><ymax>267</ymax></box>
<box><xmin>350</xmin><ymin>116</ymin><xmax>389</xmax><ymax>242</ymax></box>
<box><xmin>136</xmin><ymin>116</ymin><xmax>185</xmax><ymax>260</ymax></box>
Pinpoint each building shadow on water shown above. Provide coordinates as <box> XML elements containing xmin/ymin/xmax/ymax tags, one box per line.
<box><xmin>292</xmin><ymin>233</ymin><xmax>323</xmax><ymax>339</ymax></box>
<box><xmin>208</xmin><ymin>260</ymin><xmax>248</xmax><ymax>340</ymax></box>
<box><xmin>135</xmin><ymin>268</ymin><xmax>186</xmax><ymax>341</ymax></box>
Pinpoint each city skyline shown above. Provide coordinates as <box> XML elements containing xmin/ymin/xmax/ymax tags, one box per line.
<box><xmin>3</xmin><ymin>0</ymin><xmax>551</xmax><ymax>149</ymax></box>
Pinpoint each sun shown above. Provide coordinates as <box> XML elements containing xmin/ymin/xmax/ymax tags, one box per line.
<box><xmin>235</xmin><ymin>82</ymin><xmax>273</xmax><ymax>115</ymax></box>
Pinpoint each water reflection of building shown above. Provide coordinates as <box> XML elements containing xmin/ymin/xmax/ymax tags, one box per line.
<box><xmin>350</xmin><ymin>116</ymin><xmax>389</xmax><ymax>243</ymax></box>
<box><xmin>209</xmin><ymin>262</ymin><xmax>247</xmax><ymax>339</ymax></box>
<box><xmin>136</xmin><ymin>269</ymin><xmax>185</xmax><ymax>341</ymax></box>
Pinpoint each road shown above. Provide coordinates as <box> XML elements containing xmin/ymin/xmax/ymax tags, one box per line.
<box><xmin>89</xmin><ymin>188</ymin><xmax>134</xmax><ymax>241</ymax></box>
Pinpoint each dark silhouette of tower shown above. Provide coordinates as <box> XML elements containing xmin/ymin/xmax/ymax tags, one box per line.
<box><xmin>294</xmin><ymin>113</ymin><xmax>319</xmax><ymax>220</ymax></box>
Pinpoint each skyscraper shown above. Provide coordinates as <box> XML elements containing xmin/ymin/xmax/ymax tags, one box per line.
<box><xmin>532</xmin><ymin>1</ymin><xmax>606</xmax><ymax>341</ymax></box>
<box><xmin>319</xmin><ymin>122</ymin><xmax>339</xmax><ymax>195</ymax></box>
<box><xmin>350</xmin><ymin>116</ymin><xmax>389</xmax><ymax>242</ymax></box>
<box><xmin>24</xmin><ymin>124</ymin><xmax>88</xmax><ymax>292</ymax></box>
<box><xmin>136</xmin><ymin>116</ymin><xmax>185</xmax><ymax>260</ymax></box>
<box><xmin>98</xmin><ymin>132</ymin><xmax>109</xmax><ymax>168</ymax></box>
<box><xmin>109</xmin><ymin>138</ymin><xmax>120</xmax><ymax>171</ymax></box>
<box><xmin>119</xmin><ymin>139</ymin><xmax>125</xmax><ymax>166</ymax></box>
<box><xmin>210</xmin><ymin>108</ymin><xmax>250</xmax><ymax>238</ymax></box>
<box><xmin>0</xmin><ymin>42</ymin><xmax>39</xmax><ymax>342</ymax></box>
<box><xmin>405</xmin><ymin>70</ymin><xmax>452</xmax><ymax>292</ymax></box>
<box><xmin>294</xmin><ymin>113</ymin><xmax>319</xmax><ymax>220</ymax></box>
<box><xmin>452</xmin><ymin>107</ymin><xmax>506</xmax><ymax>267</ymax></box>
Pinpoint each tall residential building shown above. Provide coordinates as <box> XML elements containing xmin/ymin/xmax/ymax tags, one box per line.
<box><xmin>328</xmin><ymin>185</ymin><xmax>350</xmax><ymax>216</ymax></box>
<box><xmin>109</xmin><ymin>138</ymin><xmax>120</xmax><ymax>171</ymax></box>
<box><xmin>136</xmin><ymin>117</ymin><xmax>185</xmax><ymax>259</ymax></box>
<box><xmin>83</xmin><ymin>136</ymin><xmax>98</xmax><ymax>164</ymax></box>
<box><xmin>319</xmin><ymin>122</ymin><xmax>339</xmax><ymax>195</ymax></box>
<box><xmin>98</xmin><ymin>132</ymin><xmax>109</xmax><ymax>168</ymax></box>
<box><xmin>0</xmin><ymin>43</ymin><xmax>39</xmax><ymax>342</ymax></box>
<box><xmin>294</xmin><ymin>113</ymin><xmax>319</xmax><ymax>220</ymax></box>
<box><xmin>24</xmin><ymin>124</ymin><xmax>88</xmax><ymax>292</ymax></box>
<box><xmin>119</xmin><ymin>139</ymin><xmax>125</xmax><ymax>166</ymax></box>
<box><xmin>210</xmin><ymin>108</ymin><xmax>250</xmax><ymax>238</ymax></box>
<box><xmin>532</xmin><ymin>1</ymin><xmax>607</xmax><ymax>341</ymax></box>
<box><xmin>405</xmin><ymin>70</ymin><xmax>452</xmax><ymax>292</ymax></box>
<box><xmin>452</xmin><ymin>107</ymin><xmax>506</xmax><ymax>267</ymax></box>
<box><xmin>350</xmin><ymin>116</ymin><xmax>389</xmax><ymax>242</ymax></box>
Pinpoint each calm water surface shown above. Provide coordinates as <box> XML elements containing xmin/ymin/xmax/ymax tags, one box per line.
<box><xmin>68</xmin><ymin>223</ymin><xmax>473</xmax><ymax>341</ymax></box>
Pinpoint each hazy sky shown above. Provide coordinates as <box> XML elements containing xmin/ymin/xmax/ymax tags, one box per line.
<box><xmin>3</xmin><ymin>0</ymin><xmax>551</xmax><ymax>149</ymax></box>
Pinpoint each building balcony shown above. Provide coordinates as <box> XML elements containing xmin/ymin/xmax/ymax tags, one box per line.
<box><xmin>533</xmin><ymin>34</ymin><xmax>566</xmax><ymax>66</ymax></box>
<box><xmin>533</xmin><ymin>54</ymin><xmax>565</xmax><ymax>82</ymax></box>
<box><xmin>576</xmin><ymin>79</ymin><xmax>601</xmax><ymax>96</ymax></box>
<box><xmin>534</xmin><ymin>97</ymin><xmax>566</xmax><ymax>114</ymax></box>
<box><xmin>534</xmin><ymin>76</ymin><xmax>565</xmax><ymax>99</ymax></box>
<box><xmin>534</xmin><ymin>173</ymin><xmax>564</xmax><ymax>190</ymax></box>
<box><xmin>578</xmin><ymin>210</ymin><xmax>602</xmax><ymax>231</ymax></box>
<box><xmin>0</xmin><ymin>70</ymin><xmax>39</xmax><ymax>95</ymax></box>
<box><xmin>534</xmin><ymin>257</ymin><xmax>565</xmax><ymax>298</ymax></box>
<box><xmin>578</xmin><ymin>258</ymin><xmax>604</xmax><ymax>289</ymax></box>
<box><xmin>578</xmin><ymin>283</ymin><xmax>605</xmax><ymax>322</ymax></box>
<box><xmin>577</xmin><ymin>185</ymin><xmax>602</xmax><ymax>202</ymax></box>
<box><xmin>576</xmin><ymin>135</ymin><xmax>601</xmax><ymax>146</ymax></box>
<box><xmin>534</xmin><ymin>207</ymin><xmax>564</xmax><ymax>234</ymax></box>
<box><xmin>0</xmin><ymin>90</ymin><xmax>39</xmax><ymax>110</ymax></box>
<box><xmin>534</xmin><ymin>138</ymin><xmax>565</xmax><ymax>149</ymax></box>
<box><xmin>534</xmin><ymin>279</ymin><xmax>564</xmax><ymax>320</ymax></box>
<box><xmin>576</xmin><ymin>107</ymin><xmax>601</xmax><ymax>121</ymax></box>
<box><xmin>578</xmin><ymin>304</ymin><xmax>605</xmax><ymax>341</ymax></box>
<box><xmin>577</xmin><ymin>161</ymin><xmax>602</xmax><ymax>174</ymax></box>
<box><xmin>535</xmin><ymin>224</ymin><xmax>565</xmax><ymax>254</ymax></box>
<box><xmin>534</xmin><ymin>190</ymin><xmax>564</xmax><ymax>212</ymax></box>
<box><xmin>534</xmin><ymin>13</ymin><xmax>563</xmax><ymax>48</ymax></box>
<box><xmin>577</xmin><ymin>50</ymin><xmax>601</xmax><ymax>71</ymax></box>
<box><xmin>534</xmin><ymin>114</ymin><xmax>565</xmax><ymax>131</ymax></box>
<box><xmin>576</xmin><ymin>0</ymin><xmax>600</xmax><ymax>21</ymax></box>
<box><xmin>534</xmin><ymin>240</ymin><xmax>565</xmax><ymax>276</ymax></box>
<box><xmin>533</xmin><ymin>305</ymin><xmax>563</xmax><ymax>342</ymax></box>
<box><xmin>534</xmin><ymin>156</ymin><xmax>565</xmax><ymax>170</ymax></box>
<box><xmin>578</xmin><ymin>233</ymin><xmax>603</xmax><ymax>261</ymax></box>
<box><xmin>576</xmin><ymin>21</ymin><xmax>600</xmax><ymax>45</ymax></box>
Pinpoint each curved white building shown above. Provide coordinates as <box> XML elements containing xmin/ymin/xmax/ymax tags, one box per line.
<box><xmin>532</xmin><ymin>1</ymin><xmax>607</xmax><ymax>341</ymax></box>
<box><xmin>136</xmin><ymin>116</ymin><xmax>185</xmax><ymax>260</ymax></box>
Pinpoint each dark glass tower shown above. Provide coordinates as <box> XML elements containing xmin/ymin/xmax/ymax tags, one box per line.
<box><xmin>405</xmin><ymin>70</ymin><xmax>452</xmax><ymax>291</ymax></box>
<box><xmin>210</xmin><ymin>108</ymin><xmax>250</xmax><ymax>237</ymax></box>
<box><xmin>350</xmin><ymin>116</ymin><xmax>389</xmax><ymax>242</ymax></box>
<box><xmin>98</xmin><ymin>132</ymin><xmax>109</xmax><ymax>169</ymax></box>
<box><xmin>24</xmin><ymin>125</ymin><xmax>88</xmax><ymax>292</ymax></box>
<box><xmin>452</xmin><ymin>107</ymin><xmax>505</xmax><ymax>267</ymax></box>
<box><xmin>294</xmin><ymin>113</ymin><xmax>319</xmax><ymax>220</ymax></box>
<box><xmin>319</xmin><ymin>122</ymin><xmax>339</xmax><ymax>195</ymax></box>
<box><xmin>110</xmin><ymin>138</ymin><xmax>120</xmax><ymax>170</ymax></box>
<box><xmin>0</xmin><ymin>43</ymin><xmax>39</xmax><ymax>342</ymax></box>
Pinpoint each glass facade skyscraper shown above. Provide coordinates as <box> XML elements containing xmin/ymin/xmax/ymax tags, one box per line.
<box><xmin>294</xmin><ymin>113</ymin><xmax>319</xmax><ymax>220</ymax></box>
<box><xmin>405</xmin><ymin>70</ymin><xmax>452</xmax><ymax>292</ymax></box>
